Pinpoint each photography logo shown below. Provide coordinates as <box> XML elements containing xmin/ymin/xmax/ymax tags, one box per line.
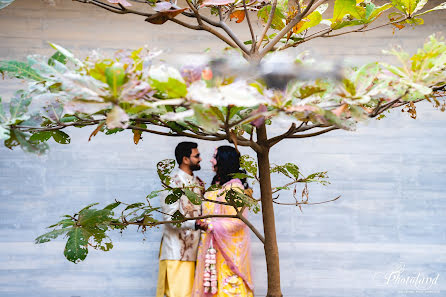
<box><xmin>373</xmin><ymin>262</ymin><xmax>440</xmax><ymax>293</ymax></box>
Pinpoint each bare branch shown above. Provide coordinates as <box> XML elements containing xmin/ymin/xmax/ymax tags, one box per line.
<box><xmin>267</xmin><ymin>123</ymin><xmax>296</xmax><ymax>147</ymax></box>
<box><xmin>272</xmin><ymin>195</ymin><xmax>341</xmax><ymax>205</ymax></box>
<box><xmin>128</xmin><ymin>124</ymin><xmax>227</xmax><ymax>141</ymax></box>
<box><xmin>286</xmin><ymin>126</ymin><xmax>339</xmax><ymax>138</ymax></box>
<box><xmin>75</xmin><ymin>0</ymin><xmax>153</xmax><ymax>17</ymax></box>
<box><xmin>237</xmin><ymin>212</ymin><xmax>265</xmax><ymax>243</ymax></box>
<box><xmin>281</xmin><ymin>16</ymin><xmax>410</xmax><ymax>50</ymax></box>
<box><xmin>242</xmin><ymin>0</ymin><xmax>256</xmax><ymax>52</ymax></box>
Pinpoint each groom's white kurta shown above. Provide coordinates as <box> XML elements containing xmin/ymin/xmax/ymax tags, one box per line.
<box><xmin>156</xmin><ymin>169</ymin><xmax>203</xmax><ymax>297</ymax></box>
<box><xmin>159</xmin><ymin>169</ymin><xmax>203</xmax><ymax>261</ymax></box>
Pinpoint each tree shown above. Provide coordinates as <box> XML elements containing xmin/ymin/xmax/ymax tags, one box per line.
<box><xmin>0</xmin><ymin>1</ymin><xmax>445</xmax><ymax>297</ymax></box>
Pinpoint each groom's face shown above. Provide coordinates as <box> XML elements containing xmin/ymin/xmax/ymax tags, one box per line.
<box><xmin>186</xmin><ymin>148</ymin><xmax>202</xmax><ymax>171</ymax></box>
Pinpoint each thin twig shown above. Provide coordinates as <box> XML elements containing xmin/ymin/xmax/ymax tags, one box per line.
<box><xmin>272</xmin><ymin>195</ymin><xmax>341</xmax><ymax>205</ymax></box>
<box><xmin>286</xmin><ymin>126</ymin><xmax>339</xmax><ymax>138</ymax></box>
<box><xmin>242</xmin><ymin>0</ymin><xmax>256</xmax><ymax>52</ymax></box>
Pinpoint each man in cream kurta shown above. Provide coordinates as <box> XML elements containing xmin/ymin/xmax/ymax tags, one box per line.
<box><xmin>156</xmin><ymin>142</ymin><xmax>204</xmax><ymax>297</ymax></box>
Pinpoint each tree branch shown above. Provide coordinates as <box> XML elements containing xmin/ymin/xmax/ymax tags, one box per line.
<box><xmin>267</xmin><ymin>123</ymin><xmax>296</xmax><ymax>147</ymax></box>
<box><xmin>281</xmin><ymin>16</ymin><xmax>410</xmax><ymax>50</ymax></box>
<box><xmin>272</xmin><ymin>195</ymin><xmax>341</xmax><ymax>205</ymax></box>
<box><xmin>127</xmin><ymin>124</ymin><xmax>228</xmax><ymax>141</ymax></box>
<box><xmin>286</xmin><ymin>126</ymin><xmax>339</xmax><ymax>138</ymax></box>
<box><xmin>256</xmin><ymin>0</ymin><xmax>277</xmax><ymax>50</ymax></box>
<box><xmin>237</xmin><ymin>212</ymin><xmax>265</xmax><ymax>243</ymax></box>
<box><xmin>75</xmin><ymin>0</ymin><xmax>153</xmax><ymax>17</ymax></box>
<box><xmin>260</xmin><ymin>0</ymin><xmax>320</xmax><ymax>57</ymax></box>
<box><xmin>242</xmin><ymin>0</ymin><xmax>256</xmax><ymax>52</ymax></box>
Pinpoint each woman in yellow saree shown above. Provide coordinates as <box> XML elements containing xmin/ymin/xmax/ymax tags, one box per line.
<box><xmin>192</xmin><ymin>146</ymin><xmax>253</xmax><ymax>297</ymax></box>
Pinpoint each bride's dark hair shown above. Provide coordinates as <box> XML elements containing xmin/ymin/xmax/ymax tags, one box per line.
<box><xmin>211</xmin><ymin>145</ymin><xmax>249</xmax><ymax>189</ymax></box>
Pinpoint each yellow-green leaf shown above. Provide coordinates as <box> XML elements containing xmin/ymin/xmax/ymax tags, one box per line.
<box><xmin>105</xmin><ymin>63</ymin><xmax>126</xmax><ymax>98</ymax></box>
<box><xmin>293</xmin><ymin>4</ymin><xmax>328</xmax><ymax>34</ymax></box>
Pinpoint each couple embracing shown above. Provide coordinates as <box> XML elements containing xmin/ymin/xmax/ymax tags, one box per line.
<box><xmin>156</xmin><ymin>142</ymin><xmax>253</xmax><ymax>297</ymax></box>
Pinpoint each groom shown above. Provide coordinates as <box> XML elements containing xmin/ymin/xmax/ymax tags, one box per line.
<box><xmin>156</xmin><ymin>141</ymin><xmax>204</xmax><ymax>297</ymax></box>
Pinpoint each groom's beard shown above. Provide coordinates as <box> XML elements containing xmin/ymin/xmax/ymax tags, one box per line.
<box><xmin>190</xmin><ymin>163</ymin><xmax>201</xmax><ymax>171</ymax></box>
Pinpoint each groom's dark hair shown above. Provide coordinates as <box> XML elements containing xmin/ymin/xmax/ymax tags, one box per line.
<box><xmin>175</xmin><ymin>142</ymin><xmax>198</xmax><ymax>165</ymax></box>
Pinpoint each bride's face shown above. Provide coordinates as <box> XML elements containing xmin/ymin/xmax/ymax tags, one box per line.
<box><xmin>210</xmin><ymin>149</ymin><xmax>217</xmax><ymax>172</ymax></box>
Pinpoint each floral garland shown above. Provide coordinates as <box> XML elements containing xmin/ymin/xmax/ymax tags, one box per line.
<box><xmin>204</xmin><ymin>238</ymin><xmax>218</xmax><ymax>294</ymax></box>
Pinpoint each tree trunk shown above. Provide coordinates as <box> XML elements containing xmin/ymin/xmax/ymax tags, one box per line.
<box><xmin>256</xmin><ymin>124</ymin><xmax>283</xmax><ymax>297</ymax></box>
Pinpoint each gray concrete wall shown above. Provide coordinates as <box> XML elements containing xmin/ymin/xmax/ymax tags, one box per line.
<box><xmin>0</xmin><ymin>0</ymin><xmax>445</xmax><ymax>296</ymax></box>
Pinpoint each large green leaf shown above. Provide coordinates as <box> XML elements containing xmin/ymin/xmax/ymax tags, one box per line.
<box><xmin>293</xmin><ymin>4</ymin><xmax>328</xmax><ymax>35</ymax></box>
<box><xmin>257</xmin><ymin>5</ymin><xmax>286</xmax><ymax>31</ymax></box>
<box><xmin>184</xmin><ymin>189</ymin><xmax>201</xmax><ymax>205</ymax></box>
<box><xmin>150</xmin><ymin>77</ymin><xmax>187</xmax><ymax>98</ymax></box>
<box><xmin>0</xmin><ymin>61</ymin><xmax>44</xmax><ymax>81</ymax></box>
<box><xmin>192</xmin><ymin>104</ymin><xmax>220</xmax><ymax>133</ymax></box>
<box><xmin>391</xmin><ymin>0</ymin><xmax>427</xmax><ymax>15</ymax></box>
<box><xmin>330</xmin><ymin>0</ymin><xmax>365</xmax><ymax>28</ymax></box>
<box><xmin>78</xmin><ymin>208</ymin><xmax>113</xmax><ymax>228</ymax></box>
<box><xmin>64</xmin><ymin>227</ymin><xmax>89</xmax><ymax>263</ymax></box>
<box><xmin>157</xmin><ymin>159</ymin><xmax>175</xmax><ymax>186</ymax></box>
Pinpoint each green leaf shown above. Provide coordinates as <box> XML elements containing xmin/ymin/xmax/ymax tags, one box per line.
<box><xmin>29</xmin><ymin>131</ymin><xmax>52</xmax><ymax>143</ymax></box>
<box><xmin>230</xmin><ymin>172</ymin><xmax>253</xmax><ymax>180</ymax></box>
<box><xmin>240</xmin><ymin>155</ymin><xmax>258</xmax><ymax>178</ymax></box>
<box><xmin>0</xmin><ymin>126</ymin><xmax>10</xmax><ymax>140</ymax></box>
<box><xmin>257</xmin><ymin>5</ymin><xmax>286</xmax><ymax>30</ymax></box>
<box><xmin>48</xmin><ymin>51</ymin><xmax>68</xmax><ymax>66</ymax></box>
<box><xmin>150</xmin><ymin>77</ymin><xmax>187</xmax><ymax>98</ymax></box>
<box><xmin>64</xmin><ymin>227</ymin><xmax>88</xmax><ymax>263</ymax></box>
<box><xmin>49</xmin><ymin>42</ymin><xmax>83</xmax><ymax>66</ymax></box>
<box><xmin>47</xmin><ymin>218</ymin><xmax>75</xmax><ymax>229</ymax></box>
<box><xmin>105</xmin><ymin>63</ymin><xmax>126</xmax><ymax>98</ymax></box>
<box><xmin>285</xmin><ymin>163</ymin><xmax>300</xmax><ymax>179</ymax></box>
<box><xmin>79</xmin><ymin>202</ymin><xmax>100</xmax><ymax>213</ymax></box>
<box><xmin>192</xmin><ymin>104</ymin><xmax>220</xmax><ymax>133</ymax></box>
<box><xmin>171</xmin><ymin>210</ymin><xmax>185</xmax><ymax>228</ymax></box>
<box><xmin>165</xmin><ymin>192</ymin><xmax>181</xmax><ymax>204</ymax></box>
<box><xmin>391</xmin><ymin>0</ymin><xmax>426</xmax><ymax>15</ymax></box>
<box><xmin>184</xmin><ymin>189</ymin><xmax>201</xmax><ymax>205</ymax></box>
<box><xmin>367</xmin><ymin>3</ymin><xmax>392</xmax><ymax>22</ymax></box>
<box><xmin>35</xmin><ymin>227</ymin><xmax>72</xmax><ymax>244</ymax></box>
<box><xmin>330</xmin><ymin>0</ymin><xmax>365</xmax><ymax>29</ymax></box>
<box><xmin>78</xmin><ymin>208</ymin><xmax>113</xmax><ymax>227</ymax></box>
<box><xmin>124</xmin><ymin>202</ymin><xmax>145</xmax><ymax>211</ymax></box>
<box><xmin>89</xmin><ymin>59</ymin><xmax>114</xmax><ymax>83</ymax></box>
<box><xmin>13</xmin><ymin>130</ymin><xmax>49</xmax><ymax>155</ymax></box>
<box><xmin>293</xmin><ymin>4</ymin><xmax>328</xmax><ymax>35</ymax></box>
<box><xmin>103</xmin><ymin>201</ymin><xmax>121</xmax><ymax>210</ymax></box>
<box><xmin>157</xmin><ymin>159</ymin><xmax>176</xmax><ymax>186</ymax></box>
<box><xmin>51</xmin><ymin>130</ymin><xmax>71</xmax><ymax>144</ymax></box>
<box><xmin>0</xmin><ymin>60</ymin><xmax>44</xmax><ymax>81</ymax></box>
<box><xmin>10</xmin><ymin>90</ymin><xmax>32</xmax><ymax>119</ymax></box>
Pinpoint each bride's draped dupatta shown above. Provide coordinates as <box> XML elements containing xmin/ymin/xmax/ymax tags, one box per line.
<box><xmin>192</xmin><ymin>179</ymin><xmax>253</xmax><ymax>297</ymax></box>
